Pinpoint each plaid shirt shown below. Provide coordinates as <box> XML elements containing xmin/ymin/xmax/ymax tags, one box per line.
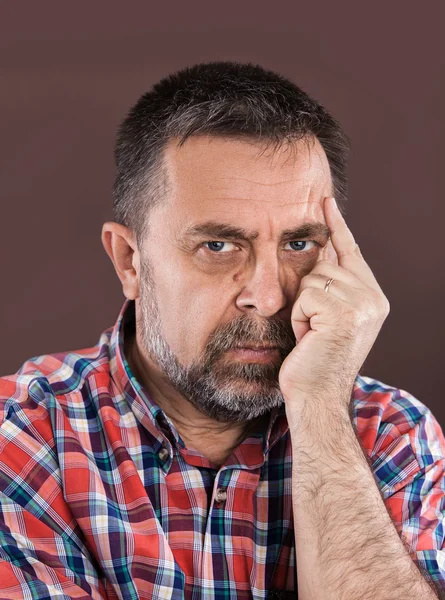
<box><xmin>0</xmin><ymin>298</ymin><xmax>444</xmax><ymax>599</ymax></box>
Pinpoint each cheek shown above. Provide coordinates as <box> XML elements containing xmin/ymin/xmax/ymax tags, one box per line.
<box><xmin>154</xmin><ymin>270</ymin><xmax>234</xmax><ymax>363</ymax></box>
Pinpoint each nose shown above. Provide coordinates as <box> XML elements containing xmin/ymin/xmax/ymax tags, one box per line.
<box><xmin>235</xmin><ymin>254</ymin><xmax>289</xmax><ymax>318</ymax></box>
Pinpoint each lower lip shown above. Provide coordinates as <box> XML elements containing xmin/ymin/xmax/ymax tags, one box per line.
<box><xmin>229</xmin><ymin>348</ymin><xmax>280</xmax><ymax>362</ymax></box>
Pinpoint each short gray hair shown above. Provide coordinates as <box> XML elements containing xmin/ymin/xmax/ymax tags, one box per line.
<box><xmin>113</xmin><ymin>61</ymin><xmax>350</xmax><ymax>247</ymax></box>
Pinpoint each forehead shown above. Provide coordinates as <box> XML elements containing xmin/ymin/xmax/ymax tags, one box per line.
<box><xmin>157</xmin><ymin>135</ymin><xmax>333</xmax><ymax>228</ymax></box>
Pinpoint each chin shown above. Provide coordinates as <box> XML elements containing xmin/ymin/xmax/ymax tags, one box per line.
<box><xmin>219</xmin><ymin>376</ymin><xmax>281</xmax><ymax>394</ymax></box>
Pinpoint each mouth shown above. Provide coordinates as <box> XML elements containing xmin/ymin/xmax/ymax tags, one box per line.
<box><xmin>234</xmin><ymin>344</ymin><xmax>278</xmax><ymax>350</ymax></box>
<box><xmin>228</xmin><ymin>345</ymin><xmax>280</xmax><ymax>362</ymax></box>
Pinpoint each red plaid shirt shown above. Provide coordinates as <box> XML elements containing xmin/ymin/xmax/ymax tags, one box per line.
<box><xmin>0</xmin><ymin>298</ymin><xmax>444</xmax><ymax>599</ymax></box>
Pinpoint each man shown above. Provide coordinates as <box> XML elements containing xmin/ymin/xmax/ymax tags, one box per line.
<box><xmin>0</xmin><ymin>61</ymin><xmax>444</xmax><ymax>600</ymax></box>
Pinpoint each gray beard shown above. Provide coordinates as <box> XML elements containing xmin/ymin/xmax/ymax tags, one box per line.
<box><xmin>138</xmin><ymin>257</ymin><xmax>296</xmax><ymax>423</ymax></box>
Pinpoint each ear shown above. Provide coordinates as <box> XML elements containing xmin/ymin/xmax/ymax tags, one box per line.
<box><xmin>101</xmin><ymin>222</ymin><xmax>141</xmax><ymax>300</ymax></box>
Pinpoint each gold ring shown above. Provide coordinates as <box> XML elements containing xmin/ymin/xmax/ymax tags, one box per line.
<box><xmin>324</xmin><ymin>278</ymin><xmax>335</xmax><ymax>293</ymax></box>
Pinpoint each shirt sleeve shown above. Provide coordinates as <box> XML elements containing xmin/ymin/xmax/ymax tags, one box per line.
<box><xmin>0</xmin><ymin>374</ymin><xmax>107</xmax><ymax>600</ymax></box>
<box><xmin>366</xmin><ymin>385</ymin><xmax>445</xmax><ymax>595</ymax></box>
<box><xmin>0</xmin><ymin>494</ymin><xmax>106</xmax><ymax>600</ymax></box>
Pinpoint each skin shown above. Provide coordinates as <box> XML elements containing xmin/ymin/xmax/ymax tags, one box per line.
<box><xmin>102</xmin><ymin>136</ymin><xmax>442</xmax><ymax>598</ymax></box>
<box><xmin>102</xmin><ymin>134</ymin><xmax>338</xmax><ymax>466</ymax></box>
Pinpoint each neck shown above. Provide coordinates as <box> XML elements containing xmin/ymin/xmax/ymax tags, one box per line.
<box><xmin>124</xmin><ymin>333</ymin><xmax>264</xmax><ymax>468</ymax></box>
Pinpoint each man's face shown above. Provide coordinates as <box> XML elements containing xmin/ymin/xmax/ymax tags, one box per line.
<box><xmin>136</xmin><ymin>135</ymin><xmax>336</xmax><ymax>422</ymax></box>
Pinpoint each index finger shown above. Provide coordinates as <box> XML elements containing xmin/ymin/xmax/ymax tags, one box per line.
<box><xmin>324</xmin><ymin>196</ymin><xmax>383</xmax><ymax>292</ymax></box>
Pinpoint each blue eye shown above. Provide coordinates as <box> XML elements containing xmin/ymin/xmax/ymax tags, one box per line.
<box><xmin>203</xmin><ymin>240</ymin><xmax>318</xmax><ymax>254</ymax></box>
<box><xmin>285</xmin><ymin>241</ymin><xmax>317</xmax><ymax>252</ymax></box>
<box><xmin>204</xmin><ymin>241</ymin><xmax>236</xmax><ymax>252</ymax></box>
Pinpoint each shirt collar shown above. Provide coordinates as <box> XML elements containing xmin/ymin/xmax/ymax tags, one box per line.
<box><xmin>109</xmin><ymin>298</ymin><xmax>289</xmax><ymax>469</ymax></box>
<box><xmin>110</xmin><ymin>298</ymin><xmax>180</xmax><ymax>448</ymax></box>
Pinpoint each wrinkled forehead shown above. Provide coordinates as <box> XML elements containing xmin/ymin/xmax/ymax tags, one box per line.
<box><xmin>141</xmin><ymin>137</ymin><xmax>334</xmax><ymax>250</ymax></box>
<box><xmin>161</xmin><ymin>135</ymin><xmax>332</xmax><ymax>208</ymax></box>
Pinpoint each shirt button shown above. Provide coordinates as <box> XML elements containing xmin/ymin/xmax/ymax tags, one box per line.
<box><xmin>158</xmin><ymin>447</ymin><xmax>169</xmax><ymax>462</ymax></box>
<box><xmin>215</xmin><ymin>488</ymin><xmax>227</xmax><ymax>503</ymax></box>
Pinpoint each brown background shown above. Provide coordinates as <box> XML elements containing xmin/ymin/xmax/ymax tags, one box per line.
<box><xmin>1</xmin><ymin>3</ymin><xmax>444</xmax><ymax>424</ymax></box>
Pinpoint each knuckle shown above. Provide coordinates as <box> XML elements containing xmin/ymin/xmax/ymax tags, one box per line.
<box><xmin>382</xmin><ymin>298</ymin><xmax>391</xmax><ymax>315</ymax></box>
<box><xmin>372</xmin><ymin>293</ymin><xmax>390</xmax><ymax>318</ymax></box>
<box><xmin>315</xmin><ymin>259</ymin><xmax>331</xmax><ymax>270</ymax></box>
<box><xmin>300</xmin><ymin>287</ymin><xmax>313</xmax><ymax>300</ymax></box>
<box><xmin>298</xmin><ymin>273</ymin><xmax>310</xmax><ymax>286</ymax></box>
<box><xmin>367</xmin><ymin>292</ymin><xmax>390</xmax><ymax>319</ymax></box>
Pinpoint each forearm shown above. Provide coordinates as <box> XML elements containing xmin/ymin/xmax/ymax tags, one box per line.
<box><xmin>288</xmin><ymin>403</ymin><xmax>441</xmax><ymax>600</ymax></box>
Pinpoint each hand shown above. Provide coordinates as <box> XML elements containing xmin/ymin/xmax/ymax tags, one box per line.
<box><xmin>278</xmin><ymin>197</ymin><xmax>390</xmax><ymax>411</ymax></box>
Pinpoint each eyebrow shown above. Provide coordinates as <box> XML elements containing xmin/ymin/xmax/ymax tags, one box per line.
<box><xmin>182</xmin><ymin>220</ymin><xmax>331</xmax><ymax>242</ymax></box>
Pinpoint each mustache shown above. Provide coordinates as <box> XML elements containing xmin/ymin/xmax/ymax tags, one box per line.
<box><xmin>203</xmin><ymin>314</ymin><xmax>296</xmax><ymax>362</ymax></box>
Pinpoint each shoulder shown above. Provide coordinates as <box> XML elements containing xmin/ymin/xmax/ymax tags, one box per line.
<box><xmin>0</xmin><ymin>328</ymin><xmax>114</xmax><ymax>424</ymax></box>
